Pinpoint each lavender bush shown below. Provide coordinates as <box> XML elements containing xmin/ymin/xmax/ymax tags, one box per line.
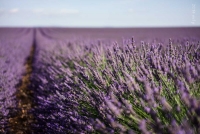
<box><xmin>0</xmin><ymin>29</ymin><xmax>33</xmax><ymax>133</ymax></box>
<box><xmin>30</xmin><ymin>29</ymin><xmax>200</xmax><ymax>134</ymax></box>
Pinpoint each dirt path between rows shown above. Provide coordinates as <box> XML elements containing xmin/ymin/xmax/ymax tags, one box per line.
<box><xmin>9</xmin><ymin>44</ymin><xmax>35</xmax><ymax>134</ymax></box>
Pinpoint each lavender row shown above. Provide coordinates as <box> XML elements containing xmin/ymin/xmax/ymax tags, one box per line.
<box><xmin>0</xmin><ymin>29</ymin><xmax>33</xmax><ymax>133</ymax></box>
<box><xmin>31</xmin><ymin>30</ymin><xmax>200</xmax><ymax>133</ymax></box>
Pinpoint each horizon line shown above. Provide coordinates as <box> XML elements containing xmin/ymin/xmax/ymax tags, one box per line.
<box><xmin>0</xmin><ymin>26</ymin><xmax>200</xmax><ymax>29</ymax></box>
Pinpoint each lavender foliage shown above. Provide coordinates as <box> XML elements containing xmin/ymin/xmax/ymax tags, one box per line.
<box><xmin>30</xmin><ymin>29</ymin><xmax>200</xmax><ymax>133</ymax></box>
<box><xmin>0</xmin><ymin>28</ymin><xmax>199</xmax><ymax>133</ymax></box>
<box><xmin>0</xmin><ymin>29</ymin><xmax>33</xmax><ymax>133</ymax></box>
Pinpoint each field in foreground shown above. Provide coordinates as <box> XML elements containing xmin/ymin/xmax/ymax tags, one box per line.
<box><xmin>0</xmin><ymin>28</ymin><xmax>200</xmax><ymax>134</ymax></box>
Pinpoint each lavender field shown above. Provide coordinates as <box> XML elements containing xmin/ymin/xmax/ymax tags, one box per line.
<box><xmin>0</xmin><ymin>28</ymin><xmax>200</xmax><ymax>133</ymax></box>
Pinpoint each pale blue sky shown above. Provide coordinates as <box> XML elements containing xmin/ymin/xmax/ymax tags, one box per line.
<box><xmin>0</xmin><ymin>0</ymin><xmax>199</xmax><ymax>27</ymax></box>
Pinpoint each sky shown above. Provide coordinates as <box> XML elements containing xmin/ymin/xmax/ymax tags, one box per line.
<box><xmin>0</xmin><ymin>0</ymin><xmax>200</xmax><ymax>27</ymax></box>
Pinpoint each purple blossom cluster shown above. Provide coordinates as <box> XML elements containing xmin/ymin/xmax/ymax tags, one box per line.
<box><xmin>0</xmin><ymin>28</ymin><xmax>200</xmax><ymax>133</ymax></box>
<box><xmin>30</xmin><ymin>29</ymin><xmax>200</xmax><ymax>133</ymax></box>
<box><xmin>0</xmin><ymin>29</ymin><xmax>33</xmax><ymax>133</ymax></box>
